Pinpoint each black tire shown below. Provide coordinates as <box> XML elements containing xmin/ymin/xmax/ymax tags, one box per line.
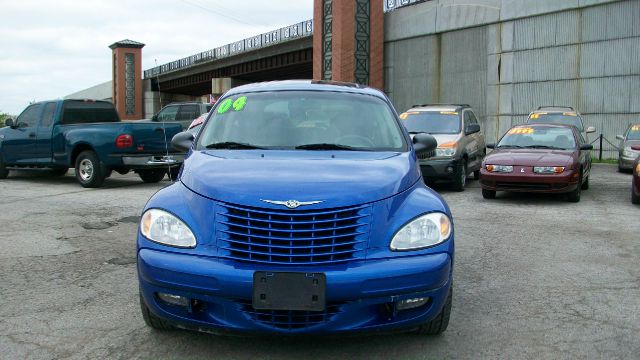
<box><xmin>632</xmin><ymin>186</ymin><xmax>640</xmax><ymax>205</ymax></box>
<box><xmin>482</xmin><ymin>188</ymin><xmax>496</xmax><ymax>199</ymax></box>
<box><xmin>74</xmin><ymin>151</ymin><xmax>106</xmax><ymax>188</ymax></box>
<box><xmin>138</xmin><ymin>169</ymin><xmax>167</xmax><ymax>183</ymax></box>
<box><xmin>567</xmin><ymin>172</ymin><xmax>582</xmax><ymax>203</ymax></box>
<box><xmin>451</xmin><ymin>161</ymin><xmax>467</xmax><ymax>192</ymax></box>
<box><xmin>51</xmin><ymin>167</ymin><xmax>68</xmax><ymax>177</ymax></box>
<box><xmin>416</xmin><ymin>287</ymin><xmax>452</xmax><ymax>335</ymax></box>
<box><xmin>0</xmin><ymin>156</ymin><xmax>9</xmax><ymax>179</ymax></box>
<box><xmin>473</xmin><ymin>169</ymin><xmax>480</xmax><ymax>180</ymax></box>
<box><xmin>168</xmin><ymin>166</ymin><xmax>181</xmax><ymax>181</ymax></box>
<box><xmin>581</xmin><ymin>175</ymin><xmax>589</xmax><ymax>190</ymax></box>
<box><xmin>140</xmin><ymin>294</ymin><xmax>173</xmax><ymax>330</ymax></box>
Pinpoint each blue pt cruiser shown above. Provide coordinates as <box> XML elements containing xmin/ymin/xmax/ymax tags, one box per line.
<box><xmin>137</xmin><ymin>80</ymin><xmax>454</xmax><ymax>335</ymax></box>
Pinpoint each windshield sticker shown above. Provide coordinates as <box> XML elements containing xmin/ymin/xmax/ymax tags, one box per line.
<box><xmin>508</xmin><ymin>127</ymin><xmax>535</xmax><ymax>135</ymax></box>
<box><xmin>631</xmin><ymin>125</ymin><xmax>640</xmax><ymax>131</ymax></box>
<box><xmin>563</xmin><ymin>112</ymin><xmax>577</xmax><ymax>116</ymax></box>
<box><xmin>233</xmin><ymin>96</ymin><xmax>248</xmax><ymax>112</ymax></box>
<box><xmin>217</xmin><ymin>98</ymin><xmax>234</xmax><ymax>114</ymax></box>
<box><xmin>529</xmin><ymin>112</ymin><xmax>547</xmax><ymax>119</ymax></box>
<box><xmin>440</xmin><ymin>111</ymin><xmax>458</xmax><ymax>115</ymax></box>
<box><xmin>399</xmin><ymin>112</ymin><xmax>418</xmax><ymax>120</ymax></box>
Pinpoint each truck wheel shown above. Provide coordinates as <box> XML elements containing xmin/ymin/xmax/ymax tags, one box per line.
<box><xmin>75</xmin><ymin>151</ymin><xmax>105</xmax><ymax>188</ymax></box>
<box><xmin>581</xmin><ymin>175</ymin><xmax>589</xmax><ymax>190</ymax></box>
<box><xmin>140</xmin><ymin>294</ymin><xmax>173</xmax><ymax>330</ymax></box>
<box><xmin>473</xmin><ymin>169</ymin><xmax>480</xmax><ymax>180</ymax></box>
<box><xmin>0</xmin><ymin>157</ymin><xmax>9</xmax><ymax>179</ymax></box>
<box><xmin>51</xmin><ymin>168</ymin><xmax>68</xmax><ymax>177</ymax></box>
<box><xmin>482</xmin><ymin>189</ymin><xmax>496</xmax><ymax>199</ymax></box>
<box><xmin>168</xmin><ymin>166</ymin><xmax>181</xmax><ymax>181</ymax></box>
<box><xmin>567</xmin><ymin>172</ymin><xmax>582</xmax><ymax>203</ymax></box>
<box><xmin>138</xmin><ymin>170</ymin><xmax>167</xmax><ymax>183</ymax></box>
<box><xmin>451</xmin><ymin>162</ymin><xmax>466</xmax><ymax>192</ymax></box>
<box><xmin>416</xmin><ymin>287</ymin><xmax>452</xmax><ymax>335</ymax></box>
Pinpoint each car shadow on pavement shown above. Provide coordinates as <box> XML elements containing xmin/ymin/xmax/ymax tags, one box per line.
<box><xmin>2</xmin><ymin>170</ymin><xmax>167</xmax><ymax>188</ymax></box>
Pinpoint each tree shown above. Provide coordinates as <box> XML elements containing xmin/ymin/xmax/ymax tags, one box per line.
<box><xmin>0</xmin><ymin>111</ymin><xmax>10</xmax><ymax>127</ymax></box>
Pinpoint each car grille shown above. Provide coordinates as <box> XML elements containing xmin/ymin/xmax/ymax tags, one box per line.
<box><xmin>216</xmin><ymin>202</ymin><xmax>371</xmax><ymax>265</ymax></box>
<box><xmin>495</xmin><ymin>182</ymin><xmax>552</xmax><ymax>190</ymax></box>
<box><xmin>237</xmin><ymin>300</ymin><xmax>343</xmax><ymax>330</ymax></box>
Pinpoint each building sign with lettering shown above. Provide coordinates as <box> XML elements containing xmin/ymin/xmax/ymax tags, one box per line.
<box><xmin>384</xmin><ymin>0</ymin><xmax>430</xmax><ymax>12</ymax></box>
<box><xmin>144</xmin><ymin>20</ymin><xmax>313</xmax><ymax>79</ymax></box>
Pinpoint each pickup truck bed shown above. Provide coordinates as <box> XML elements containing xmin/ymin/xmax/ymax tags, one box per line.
<box><xmin>0</xmin><ymin>99</ymin><xmax>184</xmax><ymax>187</ymax></box>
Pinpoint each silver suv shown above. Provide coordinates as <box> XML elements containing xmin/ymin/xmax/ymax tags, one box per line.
<box><xmin>400</xmin><ymin>104</ymin><xmax>486</xmax><ymax>191</ymax></box>
<box><xmin>526</xmin><ymin>106</ymin><xmax>595</xmax><ymax>142</ymax></box>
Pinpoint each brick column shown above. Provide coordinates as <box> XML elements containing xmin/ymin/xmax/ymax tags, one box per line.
<box><xmin>312</xmin><ymin>0</ymin><xmax>383</xmax><ymax>90</ymax></box>
<box><xmin>109</xmin><ymin>40</ymin><xmax>145</xmax><ymax>120</ymax></box>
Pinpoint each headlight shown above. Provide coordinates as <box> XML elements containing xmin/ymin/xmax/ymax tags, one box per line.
<box><xmin>140</xmin><ymin>209</ymin><xmax>196</xmax><ymax>248</ymax></box>
<box><xmin>636</xmin><ymin>163</ymin><xmax>640</xmax><ymax>174</ymax></box>
<box><xmin>485</xmin><ymin>164</ymin><xmax>513</xmax><ymax>173</ymax></box>
<box><xmin>435</xmin><ymin>147</ymin><xmax>456</xmax><ymax>157</ymax></box>
<box><xmin>390</xmin><ymin>213</ymin><xmax>452</xmax><ymax>251</ymax></box>
<box><xmin>533</xmin><ymin>166</ymin><xmax>565</xmax><ymax>174</ymax></box>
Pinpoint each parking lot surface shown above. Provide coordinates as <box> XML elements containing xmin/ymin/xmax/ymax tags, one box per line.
<box><xmin>1</xmin><ymin>164</ymin><xmax>638</xmax><ymax>359</ymax></box>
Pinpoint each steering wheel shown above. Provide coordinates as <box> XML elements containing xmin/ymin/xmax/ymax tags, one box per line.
<box><xmin>335</xmin><ymin>135</ymin><xmax>375</xmax><ymax>147</ymax></box>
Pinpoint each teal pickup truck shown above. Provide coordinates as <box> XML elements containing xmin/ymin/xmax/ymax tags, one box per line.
<box><xmin>0</xmin><ymin>99</ymin><xmax>184</xmax><ymax>188</ymax></box>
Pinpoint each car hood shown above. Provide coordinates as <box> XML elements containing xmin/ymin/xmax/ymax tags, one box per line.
<box><xmin>430</xmin><ymin>134</ymin><xmax>461</xmax><ymax>146</ymax></box>
<box><xmin>180</xmin><ymin>150</ymin><xmax>420</xmax><ymax>208</ymax></box>
<box><xmin>485</xmin><ymin>149</ymin><xmax>576</xmax><ymax>167</ymax></box>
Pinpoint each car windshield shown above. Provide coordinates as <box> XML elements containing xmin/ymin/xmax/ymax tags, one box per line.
<box><xmin>399</xmin><ymin>111</ymin><xmax>461</xmax><ymax>134</ymax></box>
<box><xmin>627</xmin><ymin>124</ymin><xmax>640</xmax><ymax>140</ymax></box>
<box><xmin>498</xmin><ymin>126</ymin><xmax>577</xmax><ymax>150</ymax></box>
<box><xmin>196</xmin><ymin>91</ymin><xmax>406</xmax><ymax>151</ymax></box>
<box><xmin>527</xmin><ymin>112</ymin><xmax>584</xmax><ymax>131</ymax></box>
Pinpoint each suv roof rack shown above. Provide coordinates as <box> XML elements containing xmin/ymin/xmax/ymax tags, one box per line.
<box><xmin>536</xmin><ymin>106</ymin><xmax>575</xmax><ymax>111</ymax></box>
<box><xmin>412</xmin><ymin>103</ymin><xmax>470</xmax><ymax>108</ymax></box>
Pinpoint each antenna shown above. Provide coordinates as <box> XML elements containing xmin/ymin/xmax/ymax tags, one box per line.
<box><xmin>155</xmin><ymin>59</ymin><xmax>174</xmax><ymax>182</ymax></box>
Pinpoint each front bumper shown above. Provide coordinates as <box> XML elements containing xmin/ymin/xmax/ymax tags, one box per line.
<box><xmin>120</xmin><ymin>154</ymin><xmax>185</xmax><ymax>169</ymax></box>
<box><xmin>138</xmin><ymin>247</ymin><xmax>452</xmax><ymax>335</ymax></box>
<box><xmin>480</xmin><ymin>169</ymin><xmax>579</xmax><ymax>193</ymax></box>
<box><xmin>419</xmin><ymin>158</ymin><xmax>459</xmax><ymax>180</ymax></box>
<box><xmin>619</xmin><ymin>156</ymin><xmax>638</xmax><ymax>170</ymax></box>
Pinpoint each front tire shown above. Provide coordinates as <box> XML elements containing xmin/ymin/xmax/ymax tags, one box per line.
<box><xmin>482</xmin><ymin>188</ymin><xmax>496</xmax><ymax>199</ymax></box>
<box><xmin>0</xmin><ymin>156</ymin><xmax>9</xmax><ymax>179</ymax></box>
<box><xmin>75</xmin><ymin>151</ymin><xmax>105</xmax><ymax>188</ymax></box>
<box><xmin>138</xmin><ymin>169</ymin><xmax>167</xmax><ymax>183</ymax></box>
<box><xmin>567</xmin><ymin>172</ymin><xmax>582</xmax><ymax>202</ymax></box>
<box><xmin>451</xmin><ymin>161</ymin><xmax>467</xmax><ymax>192</ymax></box>
<box><xmin>168</xmin><ymin>166</ymin><xmax>181</xmax><ymax>181</ymax></box>
<box><xmin>581</xmin><ymin>175</ymin><xmax>589</xmax><ymax>190</ymax></box>
<box><xmin>140</xmin><ymin>294</ymin><xmax>173</xmax><ymax>330</ymax></box>
<box><xmin>416</xmin><ymin>287</ymin><xmax>452</xmax><ymax>335</ymax></box>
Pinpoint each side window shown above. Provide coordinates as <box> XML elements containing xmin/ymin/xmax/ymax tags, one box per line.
<box><xmin>463</xmin><ymin>111</ymin><xmax>471</xmax><ymax>129</ymax></box>
<box><xmin>177</xmin><ymin>105</ymin><xmax>200</xmax><ymax>121</ymax></box>
<box><xmin>41</xmin><ymin>102</ymin><xmax>58</xmax><ymax>127</ymax></box>
<box><xmin>16</xmin><ymin>104</ymin><xmax>43</xmax><ymax>128</ymax></box>
<box><xmin>157</xmin><ymin>106</ymin><xmax>179</xmax><ymax>122</ymax></box>
<box><xmin>578</xmin><ymin>132</ymin><xmax>586</xmax><ymax>145</ymax></box>
<box><xmin>468</xmin><ymin>111</ymin><xmax>479</xmax><ymax>125</ymax></box>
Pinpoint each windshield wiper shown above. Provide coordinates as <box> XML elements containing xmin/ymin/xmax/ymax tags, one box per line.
<box><xmin>524</xmin><ymin>145</ymin><xmax>565</xmax><ymax>150</ymax></box>
<box><xmin>205</xmin><ymin>142</ymin><xmax>265</xmax><ymax>150</ymax></box>
<box><xmin>496</xmin><ymin>145</ymin><xmax>523</xmax><ymax>148</ymax></box>
<box><xmin>295</xmin><ymin>143</ymin><xmax>360</xmax><ymax>151</ymax></box>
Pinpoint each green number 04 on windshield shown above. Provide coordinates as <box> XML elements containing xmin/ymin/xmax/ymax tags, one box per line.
<box><xmin>217</xmin><ymin>96</ymin><xmax>248</xmax><ymax>114</ymax></box>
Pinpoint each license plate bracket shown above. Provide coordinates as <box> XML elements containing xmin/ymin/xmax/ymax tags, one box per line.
<box><xmin>252</xmin><ymin>272</ymin><xmax>326</xmax><ymax>311</ymax></box>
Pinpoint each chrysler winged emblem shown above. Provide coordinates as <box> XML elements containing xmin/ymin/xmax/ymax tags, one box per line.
<box><xmin>261</xmin><ymin>199</ymin><xmax>323</xmax><ymax>209</ymax></box>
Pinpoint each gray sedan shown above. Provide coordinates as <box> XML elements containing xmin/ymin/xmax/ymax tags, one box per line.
<box><xmin>617</xmin><ymin>124</ymin><xmax>640</xmax><ymax>171</ymax></box>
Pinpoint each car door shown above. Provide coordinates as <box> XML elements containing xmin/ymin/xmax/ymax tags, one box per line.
<box><xmin>462</xmin><ymin>110</ymin><xmax>480</xmax><ymax>170</ymax></box>
<box><xmin>176</xmin><ymin>104</ymin><xmax>201</xmax><ymax>130</ymax></box>
<box><xmin>35</xmin><ymin>102</ymin><xmax>58</xmax><ymax>164</ymax></box>
<box><xmin>2</xmin><ymin>103</ymin><xmax>43</xmax><ymax>164</ymax></box>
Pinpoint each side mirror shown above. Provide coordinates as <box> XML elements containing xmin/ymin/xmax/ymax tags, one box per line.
<box><xmin>465</xmin><ymin>123</ymin><xmax>481</xmax><ymax>135</ymax></box>
<box><xmin>413</xmin><ymin>133</ymin><xmax>438</xmax><ymax>156</ymax></box>
<box><xmin>580</xmin><ymin>144</ymin><xmax>593</xmax><ymax>151</ymax></box>
<box><xmin>151</xmin><ymin>115</ymin><xmax>159</xmax><ymax>122</ymax></box>
<box><xmin>631</xmin><ymin>145</ymin><xmax>640</xmax><ymax>151</ymax></box>
<box><xmin>586</xmin><ymin>126</ymin><xmax>596</xmax><ymax>134</ymax></box>
<box><xmin>486</xmin><ymin>143</ymin><xmax>496</xmax><ymax>149</ymax></box>
<box><xmin>616</xmin><ymin>135</ymin><xmax>624</xmax><ymax>141</ymax></box>
<box><xmin>171</xmin><ymin>131</ymin><xmax>195</xmax><ymax>152</ymax></box>
<box><xmin>4</xmin><ymin>118</ymin><xmax>14</xmax><ymax>128</ymax></box>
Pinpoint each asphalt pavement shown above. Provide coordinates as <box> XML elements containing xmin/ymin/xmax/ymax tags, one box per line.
<box><xmin>0</xmin><ymin>164</ymin><xmax>638</xmax><ymax>359</ymax></box>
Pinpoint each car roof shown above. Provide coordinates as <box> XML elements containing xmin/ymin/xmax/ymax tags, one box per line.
<box><xmin>224</xmin><ymin>80</ymin><xmax>388</xmax><ymax>100</ymax></box>
<box><xmin>408</xmin><ymin>104</ymin><xmax>469</xmax><ymax>112</ymax></box>
<box><xmin>531</xmin><ymin>106</ymin><xmax>580</xmax><ymax>115</ymax></box>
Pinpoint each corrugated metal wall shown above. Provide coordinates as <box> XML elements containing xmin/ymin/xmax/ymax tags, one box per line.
<box><xmin>384</xmin><ymin>0</ymin><xmax>640</xmax><ymax>159</ymax></box>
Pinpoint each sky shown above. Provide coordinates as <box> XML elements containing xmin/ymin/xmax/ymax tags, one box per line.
<box><xmin>0</xmin><ymin>0</ymin><xmax>314</xmax><ymax>115</ymax></box>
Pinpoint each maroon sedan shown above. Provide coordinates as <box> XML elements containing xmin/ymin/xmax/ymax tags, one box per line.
<box><xmin>480</xmin><ymin>124</ymin><xmax>593</xmax><ymax>202</ymax></box>
<box><xmin>632</xmin><ymin>145</ymin><xmax>640</xmax><ymax>204</ymax></box>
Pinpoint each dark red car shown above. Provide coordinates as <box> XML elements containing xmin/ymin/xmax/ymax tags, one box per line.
<box><xmin>480</xmin><ymin>124</ymin><xmax>593</xmax><ymax>202</ymax></box>
<box><xmin>632</xmin><ymin>145</ymin><xmax>640</xmax><ymax>204</ymax></box>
